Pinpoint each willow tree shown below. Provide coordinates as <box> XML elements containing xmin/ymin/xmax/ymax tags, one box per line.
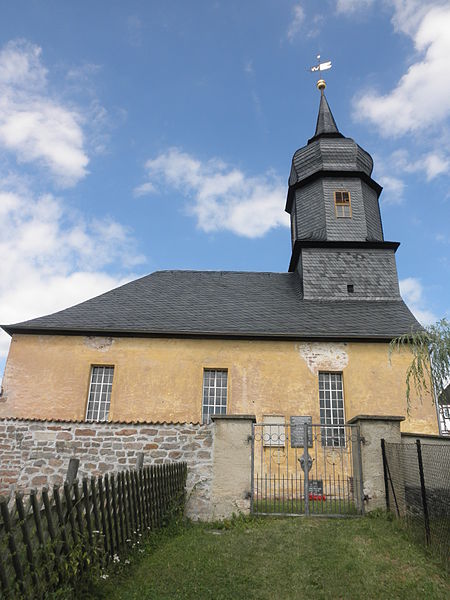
<box><xmin>389</xmin><ymin>319</ymin><xmax>450</xmax><ymax>413</ymax></box>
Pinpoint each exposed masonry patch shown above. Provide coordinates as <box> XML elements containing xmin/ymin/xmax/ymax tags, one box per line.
<box><xmin>84</xmin><ymin>336</ymin><xmax>114</xmax><ymax>351</ymax></box>
<box><xmin>297</xmin><ymin>342</ymin><xmax>349</xmax><ymax>375</ymax></box>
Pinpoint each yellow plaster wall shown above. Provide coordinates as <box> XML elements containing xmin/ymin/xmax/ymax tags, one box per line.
<box><xmin>0</xmin><ymin>334</ymin><xmax>439</xmax><ymax>434</ymax></box>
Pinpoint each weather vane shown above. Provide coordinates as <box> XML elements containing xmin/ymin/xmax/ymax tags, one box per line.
<box><xmin>309</xmin><ymin>54</ymin><xmax>332</xmax><ymax>91</ymax></box>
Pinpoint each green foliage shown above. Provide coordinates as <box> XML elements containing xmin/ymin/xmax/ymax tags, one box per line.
<box><xmin>389</xmin><ymin>318</ymin><xmax>450</xmax><ymax>409</ymax></box>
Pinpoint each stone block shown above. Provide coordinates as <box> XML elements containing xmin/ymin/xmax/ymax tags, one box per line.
<box><xmin>124</xmin><ymin>442</ymin><xmax>142</xmax><ymax>450</ymax></box>
<box><xmin>116</xmin><ymin>428</ymin><xmax>137</xmax><ymax>436</ymax></box>
<box><xmin>74</xmin><ymin>429</ymin><xmax>96</xmax><ymax>437</ymax></box>
<box><xmin>196</xmin><ymin>450</ymin><xmax>211</xmax><ymax>460</ymax></box>
<box><xmin>168</xmin><ymin>451</ymin><xmax>182</xmax><ymax>460</ymax></box>
<box><xmin>144</xmin><ymin>443</ymin><xmax>159</xmax><ymax>450</ymax></box>
<box><xmin>34</xmin><ymin>431</ymin><xmax>58</xmax><ymax>442</ymax></box>
<box><xmin>31</xmin><ymin>476</ymin><xmax>48</xmax><ymax>486</ymax></box>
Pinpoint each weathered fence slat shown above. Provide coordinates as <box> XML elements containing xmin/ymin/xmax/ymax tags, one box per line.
<box><xmin>53</xmin><ymin>485</ymin><xmax>70</xmax><ymax>557</ymax></box>
<box><xmin>116</xmin><ymin>473</ymin><xmax>124</xmax><ymax>547</ymax></box>
<box><xmin>0</xmin><ymin>463</ymin><xmax>188</xmax><ymax>596</ymax></box>
<box><xmin>82</xmin><ymin>478</ymin><xmax>94</xmax><ymax>547</ymax></box>
<box><xmin>63</xmin><ymin>481</ymin><xmax>78</xmax><ymax>546</ymax></box>
<box><xmin>137</xmin><ymin>469</ymin><xmax>145</xmax><ymax>531</ymax></box>
<box><xmin>0</xmin><ymin>544</ymin><xmax>9</xmax><ymax>595</ymax></box>
<box><xmin>111</xmin><ymin>474</ymin><xmax>120</xmax><ymax>551</ymax></box>
<box><xmin>1</xmin><ymin>496</ymin><xmax>25</xmax><ymax>595</ymax></box>
<box><xmin>16</xmin><ymin>491</ymin><xmax>40</xmax><ymax>593</ymax></box>
<box><xmin>131</xmin><ymin>470</ymin><xmax>140</xmax><ymax>534</ymax></box>
<box><xmin>41</xmin><ymin>486</ymin><xmax>64</xmax><ymax>587</ymax></box>
<box><xmin>98</xmin><ymin>476</ymin><xmax>109</xmax><ymax>557</ymax></box>
<box><xmin>121</xmin><ymin>472</ymin><xmax>130</xmax><ymax>542</ymax></box>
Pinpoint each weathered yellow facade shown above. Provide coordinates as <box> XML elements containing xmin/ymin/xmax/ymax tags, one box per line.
<box><xmin>0</xmin><ymin>333</ymin><xmax>439</xmax><ymax>434</ymax></box>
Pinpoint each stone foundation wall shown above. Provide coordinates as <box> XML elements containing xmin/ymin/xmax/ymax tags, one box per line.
<box><xmin>0</xmin><ymin>419</ymin><xmax>213</xmax><ymax>520</ymax></box>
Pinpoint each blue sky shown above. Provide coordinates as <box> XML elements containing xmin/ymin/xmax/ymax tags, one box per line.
<box><xmin>0</xmin><ymin>0</ymin><xmax>449</xmax><ymax>378</ymax></box>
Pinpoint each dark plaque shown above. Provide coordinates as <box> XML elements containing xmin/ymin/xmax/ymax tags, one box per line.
<box><xmin>290</xmin><ymin>416</ymin><xmax>313</xmax><ymax>448</ymax></box>
<box><xmin>309</xmin><ymin>479</ymin><xmax>324</xmax><ymax>495</ymax></box>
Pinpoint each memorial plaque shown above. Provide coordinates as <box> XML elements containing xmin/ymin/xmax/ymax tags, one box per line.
<box><xmin>290</xmin><ymin>416</ymin><xmax>313</xmax><ymax>448</ymax></box>
<box><xmin>309</xmin><ymin>479</ymin><xmax>324</xmax><ymax>495</ymax></box>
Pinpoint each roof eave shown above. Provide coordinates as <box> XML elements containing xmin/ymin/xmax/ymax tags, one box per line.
<box><xmin>1</xmin><ymin>325</ymin><xmax>418</xmax><ymax>343</ymax></box>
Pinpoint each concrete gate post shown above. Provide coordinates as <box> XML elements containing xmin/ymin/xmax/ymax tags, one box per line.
<box><xmin>347</xmin><ymin>415</ymin><xmax>405</xmax><ymax>512</ymax></box>
<box><xmin>210</xmin><ymin>415</ymin><xmax>256</xmax><ymax>520</ymax></box>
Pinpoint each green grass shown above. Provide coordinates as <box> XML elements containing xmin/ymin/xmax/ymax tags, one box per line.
<box><xmin>85</xmin><ymin>514</ymin><xmax>449</xmax><ymax>600</ymax></box>
<box><xmin>253</xmin><ymin>498</ymin><xmax>358</xmax><ymax>515</ymax></box>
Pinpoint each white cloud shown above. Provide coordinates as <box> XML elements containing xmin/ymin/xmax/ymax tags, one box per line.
<box><xmin>400</xmin><ymin>277</ymin><xmax>437</xmax><ymax>325</ymax></box>
<box><xmin>136</xmin><ymin>148</ymin><xmax>288</xmax><ymax>238</ymax></box>
<box><xmin>371</xmin><ymin>153</ymin><xmax>406</xmax><ymax>204</ymax></box>
<box><xmin>244</xmin><ymin>59</ymin><xmax>254</xmax><ymax>75</ymax></box>
<box><xmin>391</xmin><ymin>148</ymin><xmax>449</xmax><ymax>181</ymax></box>
<box><xmin>133</xmin><ymin>181</ymin><xmax>156</xmax><ymax>197</ymax></box>
<box><xmin>287</xmin><ymin>3</ymin><xmax>305</xmax><ymax>41</ymax></box>
<box><xmin>336</xmin><ymin>0</ymin><xmax>375</xmax><ymax>14</ymax></box>
<box><xmin>0</xmin><ymin>183</ymin><xmax>144</xmax><ymax>361</ymax></box>
<box><xmin>354</xmin><ymin>3</ymin><xmax>450</xmax><ymax>137</ymax></box>
<box><xmin>379</xmin><ymin>175</ymin><xmax>406</xmax><ymax>204</ymax></box>
<box><xmin>421</xmin><ymin>153</ymin><xmax>449</xmax><ymax>179</ymax></box>
<box><xmin>0</xmin><ymin>40</ymin><xmax>89</xmax><ymax>186</ymax></box>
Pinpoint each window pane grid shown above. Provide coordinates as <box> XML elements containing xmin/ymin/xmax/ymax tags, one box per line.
<box><xmin>319</xmin><ymin>372</ymin><xmax>345</xmax><ymax>447</ymax></box>
<box><xmin>86</xmin><ymin>366</ymin><xmax>114</xmax><ymax>422</ymax></box>
<box><xmin>334</xmin><ymin>190</ymin><xmax>351</xmax><ymax>217</ymax></box>
<box><xmin>202</xmin><ymin>369</ymin><xmax>228</xmax><ymax>423</ymax></box>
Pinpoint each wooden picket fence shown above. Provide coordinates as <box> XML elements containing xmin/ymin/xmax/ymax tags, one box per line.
<box><xmin>0</xmin><ymin>462</ymin><xmax>187</xmax><ymax>599</ymax></box>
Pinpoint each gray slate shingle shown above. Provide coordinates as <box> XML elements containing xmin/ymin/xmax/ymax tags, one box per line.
<box><xmin>2</xmin><ymin>270</ymin><xmax>421</xmax><ymax>340</ymax></box>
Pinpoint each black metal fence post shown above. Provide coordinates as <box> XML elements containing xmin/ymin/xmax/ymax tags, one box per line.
<box><xmin>303</xmin><ymin>422</ymin><xmax>309</xmax><ymax>516</ymax></box>
<box><xmin>380</xmin><ymin>439</ymin><xmax>390</xmax><ymax>511</ymax></box>
<box><xmin>415</xmin><ymin>439</ymin><xmax>431</xmax><ymax>545</ymax></box>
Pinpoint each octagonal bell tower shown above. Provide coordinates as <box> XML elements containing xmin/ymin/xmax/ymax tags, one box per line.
<box><xmin>286</xmin><ymin>81</ymin><xmax>401</xmax><ymax>302</ymax></box>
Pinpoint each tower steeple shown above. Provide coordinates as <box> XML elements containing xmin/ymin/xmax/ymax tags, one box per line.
<box><xmin>313</xmin><ymin>87</ymin><xmax>341</xmax><ymax>139</ymax></box>
<box><xmin>285</xmin><ymin>82</ymin><xmax>401</xmax><ymax>303</ymax></box>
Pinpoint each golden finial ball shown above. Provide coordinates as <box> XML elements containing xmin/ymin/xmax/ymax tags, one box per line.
<box><xmin>317</xmin><ymin>79</ymin><xmax>326</xmax><ymax>91</ymax></box>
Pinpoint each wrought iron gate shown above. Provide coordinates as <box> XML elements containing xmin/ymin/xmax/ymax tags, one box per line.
<box><xmin>251</xmin><ymin>421</ymin><xmax>364</xmax><ymax>516</ymax></box>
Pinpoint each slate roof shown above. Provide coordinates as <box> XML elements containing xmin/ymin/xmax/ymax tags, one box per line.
<box><xmin>2</xmin><ymin>270</ymin><xmax>421</xmax><ymax>340</ymax></box>
<box><xmin>313</xmin><ymin>92</ymin><xmax>340</xmax><ymax>138</ymax></box>
<box><xmin>289</xmin><ymin>92</ymin><xmax>374</xmax><ymax>188</ymax></box>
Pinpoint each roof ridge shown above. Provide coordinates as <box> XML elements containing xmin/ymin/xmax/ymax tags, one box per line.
<box><xmin>153</xmin><ymin>269</ymin><xmax>289</xmax><ymax>275</ymax></box>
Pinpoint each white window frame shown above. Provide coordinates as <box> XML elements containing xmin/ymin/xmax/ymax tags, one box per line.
<box><xmin>319</xmin><ymin>372</ymin><xmax>346</xmax><ymax>447</ymax></box>
<box><xmin>202</xmin><ymin>369</ymin><xmax>228</xmax><ymax>423</ymax></box>
<box><xmin>85</xmin><ymin>365</ymin><xmax>114</xmax><ymax>422</ymax></box>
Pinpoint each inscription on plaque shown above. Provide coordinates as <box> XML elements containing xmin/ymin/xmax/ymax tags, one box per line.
<box><xmin>290</xmin><ymin>416</ymin><xmax>313</xmax><ymax>448</ymax></box>
<box><xmin>309</xmin><ymin>479</ymin><xmax>324</xmax><ymax>495</ymax></box>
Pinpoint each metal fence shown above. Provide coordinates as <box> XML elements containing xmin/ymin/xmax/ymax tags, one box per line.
<box><xmin>382</xmin><ymin>439</ymin><xmax>449</xmax><ymax>568</ymax></box>
<box><xmin>252</xmin><ymin>422</ymin><xmax>363</xmax><ymax>516</ymax></box>
<box><xmin>0</xmin><ymin>463</ymin><xmax>187</xmax><ymax>598</ymax></box>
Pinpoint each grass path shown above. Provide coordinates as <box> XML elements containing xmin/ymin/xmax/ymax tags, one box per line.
<box><xmin>91</xmin><ymin>516</ymin><xmax>449</xmax><ymax>600</ymax></box>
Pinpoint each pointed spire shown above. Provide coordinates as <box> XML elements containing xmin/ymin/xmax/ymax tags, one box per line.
<box><xmin>314</xmin><ymin>88</ymin><xmax>339</xmax><ymax>137</ymax></box>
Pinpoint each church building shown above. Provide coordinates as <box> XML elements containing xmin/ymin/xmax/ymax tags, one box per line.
<box><xmin>0</xmin><ymin>81</ymin><xmax>440</xmax><ymax>435</ymax></box>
